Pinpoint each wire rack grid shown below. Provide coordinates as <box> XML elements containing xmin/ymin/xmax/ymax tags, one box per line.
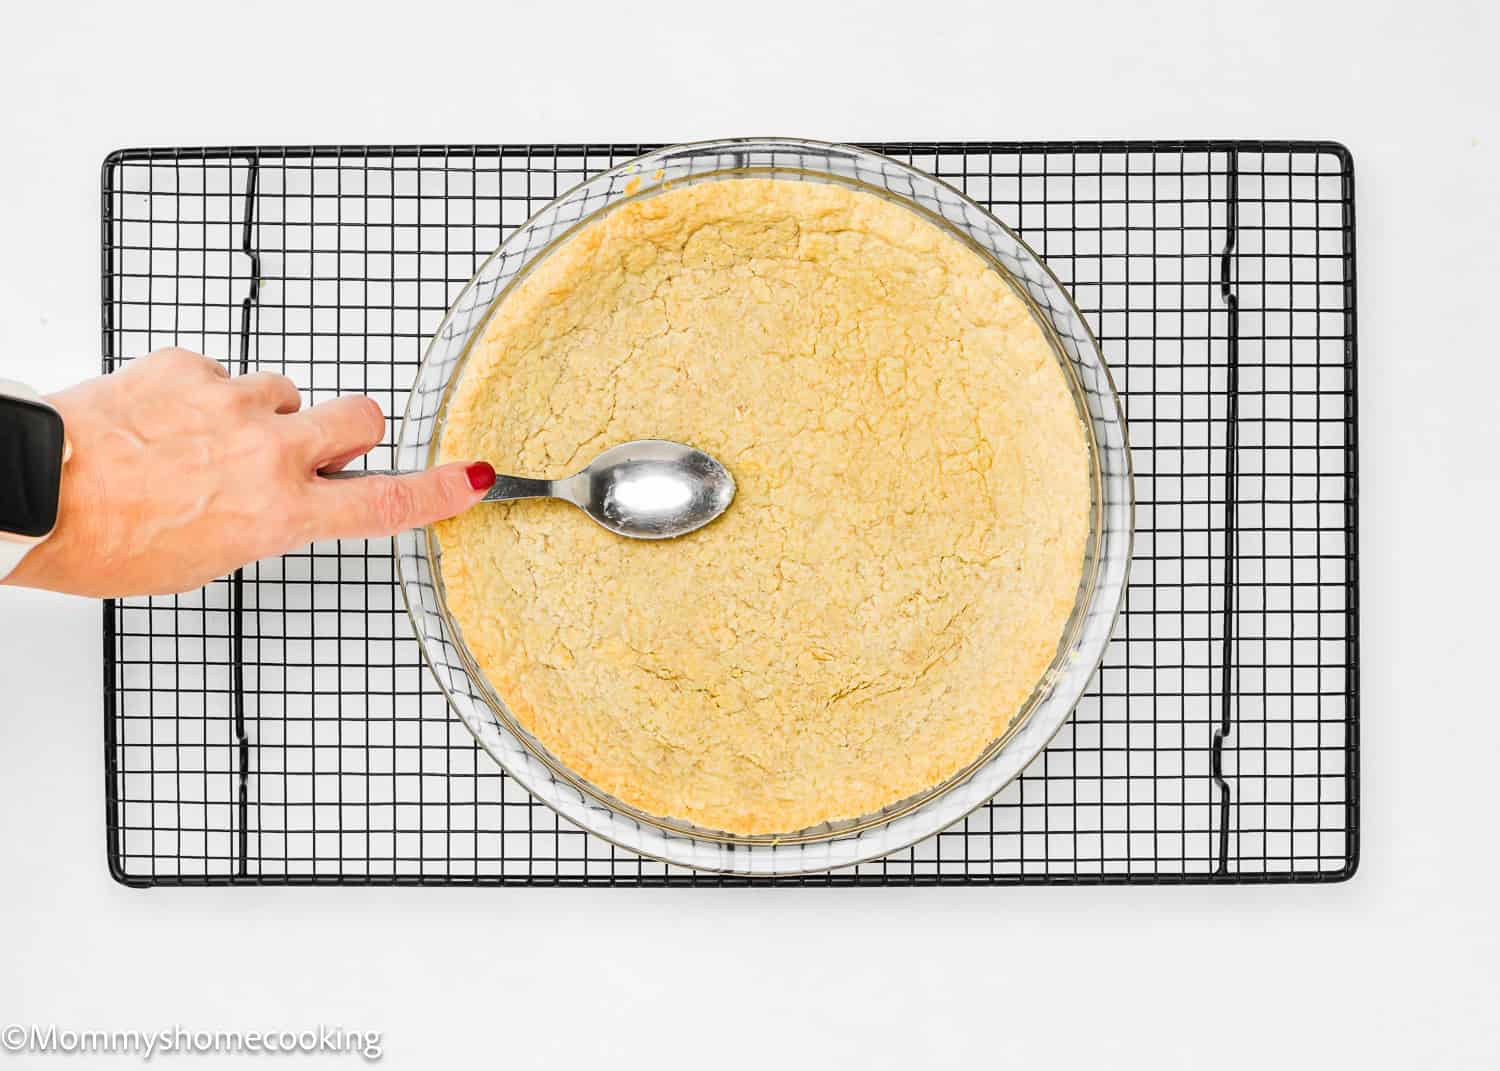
<box><xmin>100</xmin><ymin>140</ymin><xmax>1359</xmax><ymax>886</ymax></box>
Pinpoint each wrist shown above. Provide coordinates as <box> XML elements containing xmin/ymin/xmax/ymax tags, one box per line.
<box><xmin>0</xmin><ymin>386</ymin><xmax>74</xmax><ymax>592</ymax></box>
<box><xmin>0</xmin><ymin>390</ymin><xmax>95</xmax><ymax>597</ymax></box>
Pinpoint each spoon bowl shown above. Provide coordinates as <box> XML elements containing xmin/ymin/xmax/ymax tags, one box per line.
<box><xmin>551</xmin><ymin>439</ymin><xmax>737</xmax><ymax>539</ymax></box>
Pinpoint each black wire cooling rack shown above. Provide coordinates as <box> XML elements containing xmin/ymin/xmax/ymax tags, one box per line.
<box><xmin>100</xmin><ymin>141</ymin><xmax>1359</xmax><ymax>886</ymax></box>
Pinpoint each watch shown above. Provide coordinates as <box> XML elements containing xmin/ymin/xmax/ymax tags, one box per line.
<box><xmin>0</xmin><ymin>379</ymin><xmax>69</xmax><ymax>583</ymax></box>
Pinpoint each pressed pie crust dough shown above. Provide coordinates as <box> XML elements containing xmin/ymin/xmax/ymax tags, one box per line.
<box><xmin>436</xmin><ymin>178</ymin><xmax>1090</xmax><ymax>835</ymax></box>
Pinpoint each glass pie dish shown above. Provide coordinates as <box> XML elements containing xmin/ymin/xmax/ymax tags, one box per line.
<box><xmin>394</xmin><ymin>138</ymin><xmax>1133</xmax><ymax>875</ymax></box>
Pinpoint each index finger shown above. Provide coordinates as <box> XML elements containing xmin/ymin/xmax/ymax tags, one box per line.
<box><xmin>307</xmin><ymin>461</ymin><xmax>496</xmax><ymax>541</ymax></box>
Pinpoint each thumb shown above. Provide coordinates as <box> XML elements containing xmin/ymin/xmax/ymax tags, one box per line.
<box><xmin>319</xmin><ymin>461</ymin><xmax>495</xmax><ymax>540</ymax></box>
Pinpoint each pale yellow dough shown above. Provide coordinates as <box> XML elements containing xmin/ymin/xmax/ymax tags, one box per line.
<box><xmin>436</xmin><ymin>178</ymin><xmax>1089</xmax><ymax>835</ymax></box>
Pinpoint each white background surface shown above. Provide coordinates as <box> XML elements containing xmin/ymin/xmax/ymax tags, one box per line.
<box><xmin>1</xmin><ymin>1</ymin><xmax>1496</xmax><ymax>1067</ymax></box>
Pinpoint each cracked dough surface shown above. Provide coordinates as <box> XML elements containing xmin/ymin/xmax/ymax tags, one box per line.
<box><xmin>436</xmin><ymin>177</ymin><xmax>1089</xmax><ymax>835</ymax></box>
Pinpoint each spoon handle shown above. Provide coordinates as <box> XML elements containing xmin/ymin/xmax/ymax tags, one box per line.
<box><xmin>319</xmin><ymin>468</ymin><xmax>405</xmax><ymax>480</ymax></box>
<box><xmin>319</xmin><ymin>468</ymin><xmax>555</xmax><ymax>503</ymax></box>
<box><xmin>482</xmin><ymin>475</ymin><xmax>554</xmax><ymax>503</ymax></box>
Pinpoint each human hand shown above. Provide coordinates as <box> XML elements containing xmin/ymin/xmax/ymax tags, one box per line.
<box><xmin>3</xmin><ymin>348</ymin><xmax>496</xmax><ymax>597</ymax></box>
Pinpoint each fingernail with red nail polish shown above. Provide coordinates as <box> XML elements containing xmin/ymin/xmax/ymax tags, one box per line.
<box><xmin>466</xmin><ymin>461</ymin><xmax>496</xmax><ymax>491</ymax></box>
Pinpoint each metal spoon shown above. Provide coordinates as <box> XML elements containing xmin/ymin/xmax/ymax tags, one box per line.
<box><xmin>325</xmin><ymin>439</ymin><xmax>735</xmax><ymax>540</ymax></box>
